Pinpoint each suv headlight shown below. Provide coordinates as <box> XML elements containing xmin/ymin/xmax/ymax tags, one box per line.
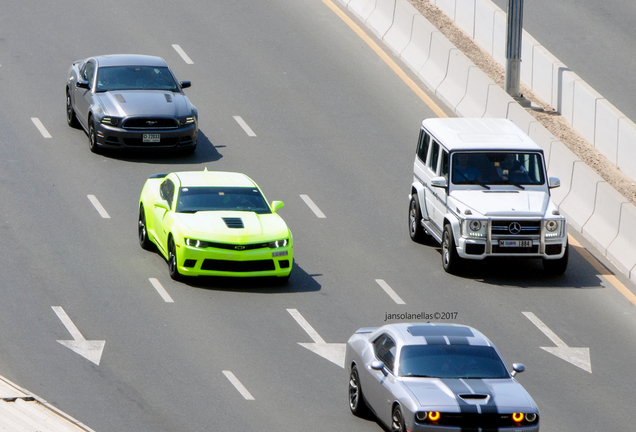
<box><xmin>463</xmin><ymin>219</ymin><xmax>487</xmax><ymax>238</ymax></box>
<box><xmin>544</xmin><ymin>219</ymin><xmax>562</xmax><ymax>238</ymax></box>
<box><xmin>268</xmin><ymin>239</ymin><xmax>289</xmax><ymax>248</ymax></box>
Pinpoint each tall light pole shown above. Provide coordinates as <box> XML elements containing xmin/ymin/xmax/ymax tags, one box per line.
<box><xmin>504</xmin><ymin>0</ymin><xmax>530</xmax><ymax>107</ymax></box>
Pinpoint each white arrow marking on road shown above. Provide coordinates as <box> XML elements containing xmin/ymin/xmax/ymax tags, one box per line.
<box><xmin>287</xmin><ymin>308</ymin><xmax>345</xmax><ymax>368</ymax></box>
<box><xmin>52</xmin><ymin>306</ymin><xmax>105</xmax><ymax>366</ymax></box>
<box><xmin>523</xmin><ymin>311</ymin><xmax>591</xmax><ymax>373</ymax></box>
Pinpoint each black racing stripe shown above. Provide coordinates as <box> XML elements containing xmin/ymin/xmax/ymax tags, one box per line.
<box><xmin>408</xmin><ymin>325</ymin><xmax>474</xmax><ymax>337</ymax></box>
<box><xmin>424</xmin><ymin>335</ymin><xmax>447</xmax><ymax>345</ymax></box>
<box><xmin>447</xmin><ymin>336</ymin><xmax>470</xmax><ymax>345</ymax></box>
<box><xmin>440</xmin><ymin>379</ymin><xmax>479</xmax><ymax>414</ymax></box>
<box><xmin>463</xmin><ymin>379</ymin><xmax>499</xmax><ymax>415</ymax></box>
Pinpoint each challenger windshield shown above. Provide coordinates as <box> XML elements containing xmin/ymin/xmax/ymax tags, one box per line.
<box><xmin>96</xmin><ymin>66</ymin><xmax>179</xmax><ymax>92</ymax></box>
<box><xmin>176</xmin><ymin>187</ymin><xmax>271</xmax><ymax>214</ymax></box>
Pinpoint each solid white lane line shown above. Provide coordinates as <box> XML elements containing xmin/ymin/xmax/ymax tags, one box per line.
<box><xmin>87</xmin><ymin>195</ymin><xmax>111</xmax><ymax>219</ymax></box>
<box><xmin>232</xmin><ymin>116</ymin><xmax>257</xmax><ymax>137</ymax></box>
<box><xmin>376</xmin><ymin>279</ymin><xmax>406</xmax><ymax>305</ymax></box>
<box><xmin>172</xmin><ymin>44</ymin><xmax>193</xmax><ymax>64</ymax></box>
<box><xmin>300</xmin><ymin>194</ymin><xmax>326</xmax><ymax>218</ymax></box>
<box><xmin>222</xmin><ymin>371</ymin><xmax>255</xmax><ymax>400</ymax></box>
<box><xmin>31</xmin><ymin>118</ymin><xmax>52</xmax><ymax>138</ymax></box>
<box><xmin>287</xmin><ymin>308</ymin><xmax>325</xmax><ymax>344</ymax></box>
<box><xmin>149</xmin><ymin>278</ymin><xmax>174</xmax><ymax>303</ymax></box>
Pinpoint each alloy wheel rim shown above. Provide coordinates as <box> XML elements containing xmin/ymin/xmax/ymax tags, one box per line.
<box><xmin>66</xmin><ymin>96</ymin><xmax>72</xmax><ymax>120</ymax></box>
<box><xmin>392</xmin><ymin>409</ymin><xmax>402</xmax><ymax>431</ymax></box>
<box><xmin>138</xmin><ymin>220</ymin><xmax>146</xmax><ymax>242</ymax></box>
<box><xmin>349</xmin><ymin>376</ymin><xmax>359</xmax><ymax>410</ymax></box>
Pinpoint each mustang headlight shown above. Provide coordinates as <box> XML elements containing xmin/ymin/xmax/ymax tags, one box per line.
<box><xmin>101</xmin><ymin>116</ymin><xmax>120</xmax><ymax>126</ymax></box>
<box><xmin>180</xmin><ymin>116</ymin><xmax>196</xmax><ymax>125</ymax></box>
<box><xmin>185</xmin><ymin>238</ymin><xmax>212</xmax><ymax>248</ymax></box>
<box><xmin>268</xmin><ymin>239</ymin><xmax>289</xmax><ymax>248</ymax></box>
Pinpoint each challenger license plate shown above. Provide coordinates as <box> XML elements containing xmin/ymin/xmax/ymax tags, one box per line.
<box><xmin>499</xmin><ymin>239</ymin><xmax>532</xmax><ymax>247</ymax></box>
<box><xmin>143</xmin><ymin>133</ymin><xmax>160</xmax><ymax>143</ymax></box>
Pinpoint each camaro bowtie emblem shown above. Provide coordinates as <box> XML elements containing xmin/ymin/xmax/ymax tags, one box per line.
<box><xmin>234</xmin><ymin>245</ymin><xmax>246</xmax><ymax>250</ymax></box>
<box><xmin>508</xmin><ymin>222</ymin><xmax>522</xmax><ymax>235</ymax></box>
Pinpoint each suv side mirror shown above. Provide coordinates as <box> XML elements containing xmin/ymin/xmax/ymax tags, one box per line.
<box><xmin>431</xmin><ymin>176</ymin><xmax>448</xmax><ymax>188</ymax></box>
<box><xmin>548</xmin><ymin>177</ymin><xmax>561</xmax><ymax>189</ymax></box>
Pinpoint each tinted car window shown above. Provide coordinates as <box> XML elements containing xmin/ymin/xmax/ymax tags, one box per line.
<box><xmin>398</xmin><ymin>345</ymin><xmax>509</xmax><ymax>379</ymax></box>
<box><xmin>373</xmin><ymin>334</ymin><xmax>397</xmax><ymax>372</ymax></box>
<box><xmin>176</xmin><ymin>187</ymin><xmax>271</xmax><ymax>214</ymax></box>
<box><xmin>81</xmin><ymin>61</ymin><xmax>96</xmax><ymax>84</ymax></box>
<box><xmin>428</xmin><ymin>141</ymin><xmax>440</xmax><ymax>172</ymax></box>
<box><xmin>440</xmin><ymin>149</ymin><xmax>449</xmax><ymax>179</ymax></box>
<box><xmin>96</xmin><ymin>66</ymin><xmax>178</xmax><ymax>92</ymax></box>
<box><xmin>417</xmin><ymin>131</ymin><xmax>430</xmax><ymax>163</ymax></box>
<box><xmin>451</xmin><ymin>152</ymin><xmax>545</xmax><ymax>185</ymax></box>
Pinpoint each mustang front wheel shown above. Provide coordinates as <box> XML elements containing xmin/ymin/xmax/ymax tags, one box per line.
<box><xmin>66</xmin><ymin>90</ymin><xmax>79</xmax><ymax>128</ymax></box>
<box><xmin>88</xmin><ymin>120</ymin><xmax>99</xmax><ymax>153</ymax></box>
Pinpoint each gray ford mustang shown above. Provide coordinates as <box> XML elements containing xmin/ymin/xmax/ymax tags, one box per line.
<box><xmin>346</xmin><ymin>323</ymin><xmax>540</xmax><ymax>431</ymax></box>
<box><xmin>66</xmin><ymin>54</ymin><xmax>198</xmax><ymax>153</ymax></box>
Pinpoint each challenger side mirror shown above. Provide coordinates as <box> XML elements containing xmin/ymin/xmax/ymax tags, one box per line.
<box><xmin>511</xmin><ymin>363</ymin><xmax>525</xmax><ymax>377</ymax></box>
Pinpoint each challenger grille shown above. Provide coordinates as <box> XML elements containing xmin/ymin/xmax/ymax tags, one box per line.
<box><xmin>201</xmin><ymin>259</ymin><xmax>275</xmax><ymax>272</ymax></box>
<box><xmin>123</xmin><ymin>117</ymin><xmax>179</xmax><ymax>129</ymax></box>
<box><xmin>420</xmin><ymin>412</ymin><xmax>538</xmax><ymax>428</ymax></box>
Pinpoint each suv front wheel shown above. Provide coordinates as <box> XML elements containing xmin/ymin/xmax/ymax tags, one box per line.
<box><xmin>442</xmin><ymin>224</ymin><xmax>462</xmax><ymax>274</ymax></box>
<box><xmin>409</xmin><ymin>196</ymin><xmax>430</xmax><ymax>243</ymax></box>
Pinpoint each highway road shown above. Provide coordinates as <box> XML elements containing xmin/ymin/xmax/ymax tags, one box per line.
<box><xmin>491</xmin><ymin>0</ymin><xmax>636</xmax><ymax>124</ymax></box>
<box><xmin>1</xmin><ymin>0</ymin><xmax>636</xmax><ymax>431</ymax></box>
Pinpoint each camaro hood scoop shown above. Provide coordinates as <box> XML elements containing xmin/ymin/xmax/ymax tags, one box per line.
<box><xmin>178</xmin><ymin>211</ymin><xmax>288</xmax><ymax>243</ymax></box>
<box><xmin>97</xmin><ymin>90</ymin><xmax>190</xmax><ymax>118</ymax></box>
<box><xmin>451</xmin><ymin>190</ymin><xmax>549</xmax><ymax>217</ymax></box>
<box><xmin>222</xmin><ymin>217</ymin><xmax>244</xmax><ymax>229</ymax></box>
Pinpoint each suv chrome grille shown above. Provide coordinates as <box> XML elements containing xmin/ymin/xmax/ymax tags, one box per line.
<box><xmin>491</xmin><ymin>220</ymin><xmax>541</xmax><ymax>236</ymax></box>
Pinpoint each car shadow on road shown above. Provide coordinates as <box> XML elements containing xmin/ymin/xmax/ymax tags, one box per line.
<box><xmin>98</xmin><ymin>129</ymin><xmax>223</xmax><ymax>164</ymax></box>
<box><xmin>434</xmin><ymin>243</ymin><xmax>606</xmax><ymax>289</ymax></box>
<box><xmin>175</xmin><ymin>261</ymin><xmax>322</xmax><ymax>294</ymax></box>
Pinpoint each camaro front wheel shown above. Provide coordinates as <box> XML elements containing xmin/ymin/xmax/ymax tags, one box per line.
<box><xmin>168</xmin><ymin>237</ymin><xmax>181</xmax><ymax>281</ymax></box>
<box><xmin>138</xmin><ymin>206</ymin><xmax>153</xmax><ymax>250</ymax></box>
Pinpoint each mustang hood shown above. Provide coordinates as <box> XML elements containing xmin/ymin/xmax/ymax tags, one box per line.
<box><xmin>403</xmin><ymin>378</ymin><xmax>536</xmax><ymax>412</ymax></box>
<box><xmin>177</xmin><ymin>211</ymin><xmax>289</xmax><ymax>243</ymax></box>
<box><xmin>450</xmin><ymin>190</ymin><xmax>549</xmax><ymax>217</ymax></box>
<box><xmin>97</xmin><ymin>90</ymin><xmax>192</xmax><ymax>118</ymax></box>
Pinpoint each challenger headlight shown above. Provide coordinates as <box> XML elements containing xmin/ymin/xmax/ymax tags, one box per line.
<box><xmin>427</xmin><ymin>412</ymin><xmax>441</xmax><ymax>421</ymax></box>
<box><xmin>512</xmin><ymin>413</ymin><xmax>524</xmax><ymax>423</ymax></box>
<box><xmin>101</xmin><ymin>116</ymin><xmax>120</xmax><ymax>126</ymax></box>
<box><xmin>525</xmin><ymin>413</ymin><xmax>538</xmax><ymax>422</ymax></box>
<box><xmin>185</xmin><ymin>238</ymin><xmax>212</xmax><ymax>248</ymax></box>
<box><xmin>415</xmin><ymin>411</ymin><xmax>441</xmax><ymax>423</ymax></box>
<box><xmin>268</xmin><ymin>239</ymin><xmax>289</xmax><ymax>248</ymax></box>
<box><xmin>180</xmin><ymin>116</ymin><xmax>195</xmax><ymax>125</ymax></box>
<box><xmin>415</xmin><ymin>412</ymin><xmax>427</xmax><ymax>422</ymax></box>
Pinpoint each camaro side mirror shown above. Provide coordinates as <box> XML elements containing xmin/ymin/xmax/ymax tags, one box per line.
<box><xmin>511</xmin><ymin>363</ymin><xmax>525</xmax><ymax>377</ymax></box>
<box><xmin>431</xmin><ymin>176</ymin><xmax>448</xmax><ymax>188</ymax></box>
<box><xmin>548</xmin><ymin>177</ymin><xmax>561</xmax><ymax>189</ymax></box>
<box><xmin>180</xmin><ymin>81</ymin><xmax>191</xmax><ymax>89</ymax></box>
<box><xmin>154</xmin><ymin>200</ymin><xmax>170</xmax><ymax>211</ymax></box>
<box><xmin>272</xmin><ymin>201</ymin><xmax>284</xmax><ymax>212</ymax></box>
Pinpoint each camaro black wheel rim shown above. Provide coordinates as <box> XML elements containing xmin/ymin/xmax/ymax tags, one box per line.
<box><xmin>138</xmin><ymin>210</ymin><xmax>146</xmax><ymax>243</ymax></box>
<box><xmin>168</xmin><ymin>241</ymin><xmax>177</xmax><ymax>274</ymax></box>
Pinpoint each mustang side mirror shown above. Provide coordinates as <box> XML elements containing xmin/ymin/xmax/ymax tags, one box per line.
<box><xmin>511</xmin><ymin>363</ymin><xmax>525</xmax><ymax>377</ymax></box>
<box><xmin>180</xmin><ymin>81</ymin><xmax>191</xmax><ymax>89</ymax></box>
<box><xmin>272</xmin><ymin>201</ymin><xmax>284</xmax><ymax>212</ymax></box>
<box><xmin>76</xmin><ymin>80</ymin><xmax>90</xmax><ymax>89</ymax></box>
<box><xmin>548</xmin><ymin>177</ymin><xmax>561</xmax><ymax>189</ymax></box>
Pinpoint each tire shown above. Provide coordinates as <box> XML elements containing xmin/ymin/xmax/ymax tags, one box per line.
<box><xmin>349</xmin><ymin>366</ymin><xmax>369</xmax><ymax>417</ymax></box>
<box><xmin>543</xmin><ymin>242</ymin><xmax>569</xmax><ymax>275</ymax></box>
<box><xmin>391</xmin><ymin>405</ymin><xmax>406</xmax><ymax>432</ymax></box>
<box><xmin>408</xmin><ymin>196</ymin><xmax>429</xmax><ymax>243</ymax></box>
<box><xmin>88</xmin><ymin>118</ymin><xmax>100</xmax><ymax>153</ymax></box>
<box><xmin>168</xmin><ymin>237</ymin><xmax>181</xmax><ymax>281</ymax></box>
<box><xmin>138</xmin><ymin>206</ymin><xmax>154</xmax><ymax>250</ymax></box>
<box><xmin>442</xmin><ymin>223</ymin><xmax>462</xmax><ymax>274</ymax></box>
<box><xmin>66</xmin><ymin>90</ymin><xmax>79</xmax><ymax>128</ymax></box>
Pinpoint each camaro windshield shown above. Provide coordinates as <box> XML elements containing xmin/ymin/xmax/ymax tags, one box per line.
<box><xmin>399</xmin><ymin>345</ymin><xmax>509</xmax><ymax>379</ymax></box>
<box><xmin>176</xmin><ymin>187</ymin><xmax>271</xmax><ymax>214</ymax></box>
<box><xmin>452</xmin><ymin>152</ymin><xmax>545</xmax><ymax>186</ymax></box>
<box><xmin>96</xmin><ymin>66</ymin><xmax>179</xmax><ymax>92</ymax></box>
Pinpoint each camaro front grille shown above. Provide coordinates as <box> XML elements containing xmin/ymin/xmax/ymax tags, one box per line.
<box><xmin>123</xmin><ymin>117</ymin><xmax>179</xmax><ymax>129</ymax></box>
<box><xmin>205</xmin><ymin>242</ymin><xmax>269</xmax><ymax>251</ymax></box>
<box><xmin>201</xmin><ymin>259</ymin><xmax>275</xmax><ymax>272</ymax></box>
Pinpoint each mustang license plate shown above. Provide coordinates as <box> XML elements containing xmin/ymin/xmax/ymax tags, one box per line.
<box><xmin>499</xmin><ymin>239</ymin><xmax>532</xmax><ymax>247</ymax></box>
<box><xmin>143</xmin><ymin>133</ymin><xmax>160</xmax><ymax>143</ymax></box>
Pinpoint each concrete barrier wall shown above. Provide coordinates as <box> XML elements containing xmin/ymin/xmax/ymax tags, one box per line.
<box><xmin>335</xmin><ymin>0</ymin><xmax>636</xmax><ymax>280</ymax></box>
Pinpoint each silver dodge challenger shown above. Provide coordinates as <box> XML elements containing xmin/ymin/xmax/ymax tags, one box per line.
<box><xmin>346</xmin><ymin>323</ymin><xmax>540</xmax><ymax>431</ymax></box>
<box><xmin>66</xmin><ymin>54</ymin><xmax>198</xmax><ymax>153</ymax></box>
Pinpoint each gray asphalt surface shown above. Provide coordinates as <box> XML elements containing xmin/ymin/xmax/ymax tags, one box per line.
<box><xmin>1</xmin><ymin>0</ymin><xmax>636</xmax><ymax>431</ymax></box>
<box><xmin>491</xmin><ymin>0</ymin><xmax>636</xmax><ymax>123</ymax></box>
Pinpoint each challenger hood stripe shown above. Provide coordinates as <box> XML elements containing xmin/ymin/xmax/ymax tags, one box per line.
<box><xmin>439</xmin><ymin>379</ymin><xmax>479</xmax><ymax>414</ymax></box>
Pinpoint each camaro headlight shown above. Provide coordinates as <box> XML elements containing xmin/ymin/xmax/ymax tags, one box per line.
<box><xmin>101</xmin><ymin>116</ymin><xmax>120</xmax><ymax>126</ymax></box>
<box><xmin>268</xmin><ymin>239</ymin><xmax>289</xmax><ymax>248</ymax></box>
<box><xmin>185</xmin><ymin>238</ymin><xmax>212</xmax><ymax>248</ymax></box>
<box><xmin>180</xmin><ymin>116</ymin><xmax>195</xmax><ymax>125</ymax></box>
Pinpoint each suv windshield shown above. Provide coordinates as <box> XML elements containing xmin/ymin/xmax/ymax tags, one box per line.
<box><xmin>96</xmin><ymin>66</ymin><xmax>179</xmax><ymax>92</ymax></box>
<box><xmin>176</xmin><ymin>187</ymin><xmax>271</xmax><ymax>214</ymax></box>
<box><xmin>452</xmin><ymin>152</ymin><xmax>545</xmax><ymax>186</ymax></box>
<box><xmin>399</xmin><ymin>345</ymin><xmax>509</xmax><ymax>379</ymax></box>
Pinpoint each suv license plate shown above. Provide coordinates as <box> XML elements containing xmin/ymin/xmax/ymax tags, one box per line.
<box><xmin>143</xmin><ymin>133</ymin><xmax>160</xmax><ymax>143</ymax></box>
<box><xmin>499</xmin><ymin>240</ymin><xmax>532</xmax><ymax>247</ymax></box>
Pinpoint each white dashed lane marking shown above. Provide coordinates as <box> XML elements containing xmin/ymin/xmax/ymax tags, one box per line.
<box><xmin>300</xmin><ymin>195</ymin><xmax>326</xmax><ymax>218</ymax></box>
<box><xmin>31</xmin><ymin>118</ymin><xmax>51</xmax><ymax>138</ymax></box>
<box><xmin>376</xmin><ymin>279</ymin><xmax>405</xmax><ymax>304</ymax></box>
<box><xmin>87</xmin><ymin>195</ymin><xmax>110</xmax><ymax>219</ymax></box>
<box><xmin>172</xmin><ymin>44</ymin><xmax>194</xmax><ymax>64</ymax></box>
<box><xmin>222</xmin><ymin>371</ymin><xmax>255</xmax><ymax>400</ymax></box>
<box><xmin>233</xmin><ymin>116</ymin><xmax>257</xmax><ymax>137</ymax></box>
<box><xmin>149</xmin><ymin>278</ymin><xmax>174</xmax><ymax>303</ymax></box>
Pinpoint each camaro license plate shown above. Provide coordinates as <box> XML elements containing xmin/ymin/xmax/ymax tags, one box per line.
<box><xmin>272</xmin><ymin>251</ymin><xmax>288</xmax><ymax>257</ymax></box>
<box><xmin>143</xmin><ymin>133</ymin><xmax>160</xmax><ymax>143</ymax></box>
<box><xmin>499</xmin><ymin>239</ymin><xmax>532</xmax><ymax>247</ymax></box>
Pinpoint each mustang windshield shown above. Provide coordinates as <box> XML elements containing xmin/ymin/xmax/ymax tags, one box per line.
<box><xmin>176</xmin><ymin>187</ymin><xmax>271</xmax><ymax>214</ymax></box>
<box><xmin>96</xmin><ymin>66</ymin><xmax>179</xmax><ymax>92</ymax></box>
<box><xmin>452</xmin><ymin>152</ymin><xmax>545</xmax><ymax>186</ymax></box>
<box><xmin>399</xmin><ymin>345</ymin><xmax>509</xmax><ymax>379</ymax></box>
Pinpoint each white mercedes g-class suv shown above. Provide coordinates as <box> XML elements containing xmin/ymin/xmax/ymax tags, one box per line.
<box><xmin>409</xmin><ymin>118</ymin><xmax>568</xmax><ymax>275</ymax></box>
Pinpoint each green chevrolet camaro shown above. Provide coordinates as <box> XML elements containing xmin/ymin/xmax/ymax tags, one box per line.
<box><xmin>138</xmin><ymin>169</ymin><xmax>293</xmax><ymax>282</ymax></box>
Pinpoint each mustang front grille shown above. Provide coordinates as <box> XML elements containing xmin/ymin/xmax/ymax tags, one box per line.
<box><xmin>123</xmin><ymin>117</ymin><xmax>179</xmax><ymax>129</ymax></box>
